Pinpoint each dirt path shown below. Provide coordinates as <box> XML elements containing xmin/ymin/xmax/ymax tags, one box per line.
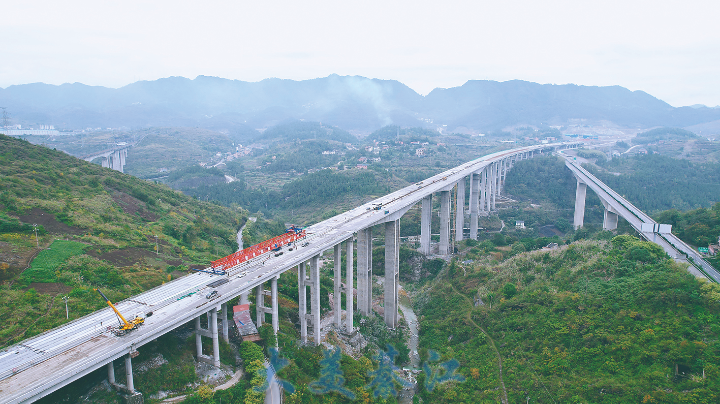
<box><xmin>449</xmin><ymin>283</ymin><xmax>509</xmax><ymax>404</ymax></box>
<box><xmin>159</xmin><ymin>369</ymin><xmax>244</xmax><ymax>404</ymax></box>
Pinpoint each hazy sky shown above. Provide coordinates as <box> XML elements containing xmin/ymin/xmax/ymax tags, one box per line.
<box><xmin>3</xmin><ymin>0</ymin><xmax>719</xmax><ymax>107</ymax></box>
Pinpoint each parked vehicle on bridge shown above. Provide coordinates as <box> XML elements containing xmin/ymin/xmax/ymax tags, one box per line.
<box><xmin>95</xmin><ymin>289</ymin><xmax>144</xmax><ymax>336</ymax></box>
<box><xmin>206</xmin><ymin>290</ymin><xmax>219</xmax><ymax>299</ymax></box>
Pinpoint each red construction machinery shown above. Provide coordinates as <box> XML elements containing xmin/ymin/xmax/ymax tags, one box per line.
<box><xmin>210</xmin><ymin>226</ymin><xmax>306</xmax><ymax>272</ymax></box>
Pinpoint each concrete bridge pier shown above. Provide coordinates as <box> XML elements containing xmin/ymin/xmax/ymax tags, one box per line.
<box><xmin>439</xmin><ymin>191</ymin><xmax>451</xmax><ymax>255</ymax></box>
<box><xmin>333</xmin><ymin>238</ymin><xmax>356</xmax><ymax>332</ymax></box>
<box><xmin>601</xmin><ymin>201</ymin><xmax>619</xmax><ymax>230</ymax></box>
<box><xmin>481</xmin><ymin>168</ymin><xmax>489</xmax><ymax>213</ymax></box>
<box><xmin>107</xmin><ymin>357</ymin><xmax>142</xmax><ymax>403</ymax></box>
<box><xmin>489</xmin><ymin>163</ymin><xmax>496</xmax><ymax>211</ymax></box>
<box><xmin>357</xmin><ymin>228</ymin><xmax>373</xmax><ymax>315</ymax></box>
<box><xmin>239</xmin><ymin>291</ymin><xmax>249</xmax><ymax>305</ymax></box>
<box><xmin>573</xmin><ymin>179</ymin><xmax>587</xmax><ymax>229</ymax></box>
<box><xmin>469</xmin><ymin>173</ymin><xmax>479</xmax><ymax>239</ymax></box>
<box><xmin>455</xmin><ymin>177</ymin><xmax>465</xmax><ymax>242</ymax></box>
<box><xmin>309</xmin><ymin>255</ymin><xmax>321</xmax><ymax>344</ymax></box>
<box><xmin>221</xmin><ymin>303</ymin><xmax>229</xmax><ymax>343</ymax></box>
<box><xmin>420</xmin><ymin>195</ymin><xmax>432</xmax><ymax>254</ymax></box>
<box><xmin>333</xmin><ymin>244</ymin><xmax>342</xmax><ymax>327</ymax></box>
<box><xmin>298</xmin><ymin>257</ymin><xmax>321</xmax><ymax>345</ymax></box>
<box><xmin>195</xmin><ymin>308</ymin><xmax>220</xmax><ymax>367</ymax></box>
<box><xmin>298</xmin><ymin>263</ymin><xmax>307</xmax><ymax>343</ymax></box>
<box><xmin>345</xmin><ymin>238</ymin><xmax>354</xmax><ymax>332</ymax></box>
<box><xmin>493</xmin><ymin>161</ymin><xmax>500</xmax><ymax>207</ymax></box>
<box><xmin>384</xmin><ymin>220</ymin><xmax>400</xmax><ymax>328</ymax></box>
<box><xmin>480</xmin><ymin>168</ymin><xmax>488</xmax><ymax>215</ymax></box>
<box><xmin>255</xmin><ymin>279</ymin><xmax>279</xmax><ymax>332</ymax></box>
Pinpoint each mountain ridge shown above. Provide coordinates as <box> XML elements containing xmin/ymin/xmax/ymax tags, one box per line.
<box><xmin>2</xmin><ymin>75</ymin><xmax>720</xmax><ymax>134</ymax></box>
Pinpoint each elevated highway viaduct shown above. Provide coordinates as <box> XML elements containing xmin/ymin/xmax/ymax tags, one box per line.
<box><xmin>2</xmin><ymin>142</ymin><xmax>717</xmax><ymax>403</ymax></box>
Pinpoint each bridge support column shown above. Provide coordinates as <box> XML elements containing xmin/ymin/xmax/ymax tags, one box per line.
<box><xmin>195</xmin><ymin>310</ymin><xmax>220</xmax><ymax>367</ymax></box>
<box><xmin>479</xmin><ymin>169</ymin><xmax>487</xmax><ymax>216</ymax></box>
<box><xmin>499</xmin><ymin>159</ymin><xmax>505</xmax><ymax>193</ymax></box>
<box><xmin>345</xmin><ymin>238</ymin><xmax>354</xmax><ymax>332</ymax></box>
<box><xmin>439</xmin><ymin>191</ymin><xmax>451</xmax><ymax>255</ymax></box>
<box><xmin>333</xmin><ymin>244</ymin><xmax>342</xmax><ymax>327</ymax></box>
<box><xmin>604</xmin><ymin>209</ymin><xmax>619</xmax><ymax>231</ymax></box>
<box><xmin>108</xmin><ymin>361</ymin><xmax>116</xmax><ymax>385</ymax></box>
<box><xmin>221</xmin><ymin>303</ymin><xmax>229</xmax><ymax>343</ymax></box>
<box><xmin>573</xmin><ymin>180</ymin><xmax>587</xmax><ymax>229</ymax></box>
<box><xmin>384</xmin><ymin>220</ymin><xmax>399</xmax><ymax>328</ymax></box>
<box><xmin>125</xmin><ymin>355</ymin><xmax>135</xmax><ymax>393</ymax></box>
<box><xmin>211</xmin><ymin>308</ymin><xmax>220</xmax><ymax>367</ymax></box>
<box><xmin>239</xmin><ymin>291</ymin><xmax>249</xmax><ymax>305</ymax></box>
<box><xmin>470</xmin><ymin>173</ymin><xmax>479</xmax><ymax>239</ymax></box>
<box><xmin>420</xmin><ymin>195</ymin><xmax>432</xmax><ymax>254</ymax></box>
<box><xmin>298</xmin><ymin>263</ymin><xmax>308</xmax><ymax>343</ymax></box>
<box><xmin>256</xmin><ymin>283</ymin><xmax>265</xmax><ymax>327</ymax></box>
<box><xmin>310</xmin><ymin>254</ymin><xmax>321</xmax><ymax>344</ymax></box>
<box><xmin>488</xmin><ymin>163</ymin><xmax>495</xmax><ymax>211</ymax></box>
<box><xmin>357</xmin><ymin>227</ymin><xmax>373</xmax><ymax>316</ymax></box>
<box><xmin>271</xmin><ymin>276</ymin><xmax>279</xmax><ymax>333</ymax></box>
<box><xmin>455</xmin><ymin>177</ymin><xmax>465</xmax><ymax>242</ymax></box>
<box><xmin>601</xmin><ymin>201</ymin><xmax>619</xmax><ymax>231</ymax></box>
<box><xmin>493</xmin><ymin>162</ymin><xmax>499</xmax><ymax>208</ymax></box>
<box><xmin>482</xmin><ymin>168</ymin><xmax>490</xmax><ymax>212</ymax></box>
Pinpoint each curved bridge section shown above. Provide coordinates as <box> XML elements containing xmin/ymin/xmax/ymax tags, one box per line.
<box><xmin>4</xmin><ymin>141</ymin><xmax>717</xmax><ymax>404</ymax></box>
<box><xmin>565</xmin><ymin>156</ymin><xmax>720</xmax><ymax>281</ymax></box>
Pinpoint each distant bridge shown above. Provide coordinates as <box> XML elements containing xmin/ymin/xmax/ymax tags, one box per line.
<box><xmin>1</xmin><ymin>142</ymin><xmax>716</xmax><ymax>404</ymax></box>
<box><xmin>81</xmin><ymin>144</ymin><xmax>131</xmax><ymax>173</ymax></box>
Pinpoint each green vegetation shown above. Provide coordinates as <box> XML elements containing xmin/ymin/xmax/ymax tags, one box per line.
<box><xmin>368</xmin><ymin>125</ymin><xmax>440</xmax><ymax>142</ymax></box>
<box><xmin>125</xmin><ymin>128</ymin><xmax>237</xmax><ymax>178</ymax></box>
<box><xmin>504</xmin><ymin>156</ymin><xmax>576</xmax><ymax>207</ymax></box>
<box><xmin>576</xmin><ymin>148</ymin><xmax>607</xmax><ymax>161</ymax></box>
<box><xmin>0</xmin><ymin>134</ymin><xmax>246</xmax><ymax>348</ymax></box>
<box><xmin>634</xmin><ymin>127</ymin><xmax>699</xmax><ymax>144</ymax></box>
<box><xmin>593</xmin><ymin>154</ymin><xmax>720</xmax><ymax>213</ymax></box>
<box><xmin>261</xmin><ymin>121</ymin><xmax>356</xmax><ymax>143</ymax></box>
<box><xmin>415</xmin><ymin>232</ymin><xmax>720</xmax><ymax>403</ymax></box>
<box><xmin>183</xmin><ymin>168</ymin><xmax>394</xmax><ymax>219</ymax></box>
<box><xmin>21</xmin><ymin>240</ymin><xmax>86</xmax><ymax>283</ymax></box>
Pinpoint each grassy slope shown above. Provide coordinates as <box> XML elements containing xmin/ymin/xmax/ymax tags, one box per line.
<box><xmin>415</xmin><ymin>235</ymin><xmax>720</xmax><ymax>403</ymax></box>
<box><xmin>0</xmin><ymin>134</ymin><xmax>246</xmax><ymax>348</ymax></box>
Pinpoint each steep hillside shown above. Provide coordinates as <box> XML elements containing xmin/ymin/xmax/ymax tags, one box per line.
<box><xmin>414</xmin><ymin>235</ymin><xmax>720</xmax><ymax>403</ymax></box>
<box><xmin>0</xmin><ymin>135</ymin><xmax>246</xmax><ymax>347</ymax></box>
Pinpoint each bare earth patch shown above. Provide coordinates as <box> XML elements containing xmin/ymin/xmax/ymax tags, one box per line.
<box><xmin>88</xmin><ymin>247</ymin><xmax>157</xmax><ymax>266</ymax></box>
<box><xmin>26</xmin><ymin>282</ymin><xmax>72</xmax><ymax>295</ymax></box>
<box><xmin>108</xmin><ymin>189</ymin><xmax>159</xmax><ymax>222</ymax></box>
<box><xmin>18</xmin><ymin>208</ymin><xmax>83</xmax><ymax>235</ymax></box>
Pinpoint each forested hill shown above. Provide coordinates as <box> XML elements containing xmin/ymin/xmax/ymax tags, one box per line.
<box><xmin>591</xmin><ymin>154</ymin><xmax>720</xmax><ymax>213</ymax></box>
<box><xmin>416</xmin><ymin>235</ymin><xmax>720</xmax><ymax>403</ymax></box>
<box><xmin>0</xmin><ymin>134</ymin><xmax>246</xmax><ymax>347</ymax></box>
<box><xmin>3</xmin><ymin>75</ymin><xmax>720</xmax><ymax>133</ymax></box>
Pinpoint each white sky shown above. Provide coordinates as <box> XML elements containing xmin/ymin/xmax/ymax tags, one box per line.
<box><xmin>2</xmin><ymin>0</ymin><xmax>719</xmax><ymax>107</ymax></box>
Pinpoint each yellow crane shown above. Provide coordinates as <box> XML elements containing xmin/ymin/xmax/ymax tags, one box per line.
<box><xmin>95</xmin><ymin>289</ymin><xmax>144</xmax><ymax>336</ymax></box>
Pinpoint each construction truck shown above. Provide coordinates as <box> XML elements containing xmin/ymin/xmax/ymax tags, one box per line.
<box><xmin>95</xmin><ymin>289</ymin><xmax>145</xmax><ymax>336</ymax></box>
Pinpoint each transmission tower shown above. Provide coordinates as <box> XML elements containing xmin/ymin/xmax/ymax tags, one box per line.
<box><xmin>1</xmin><ymin>107</ymin><xmax>9</xmax><ymax>130</ymax></box>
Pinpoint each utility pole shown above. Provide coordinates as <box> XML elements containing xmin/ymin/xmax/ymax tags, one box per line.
<box><xmin>32</xmin><ymin>224</ymin><xmax>39</xmax><ymax>248</ymax></box>
<box><xmin>63</xmin><ymin>296</ymin><xmax>69</xmax><ymax>319</ymax></box>
<box><xmin>154</xmin><ymin>235</ymin><xmax>159</xmax><ymax>255</ymax></box>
